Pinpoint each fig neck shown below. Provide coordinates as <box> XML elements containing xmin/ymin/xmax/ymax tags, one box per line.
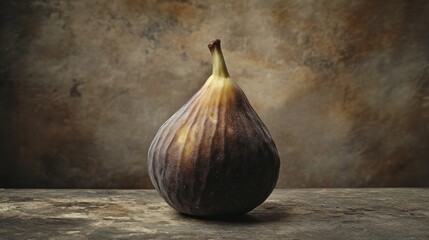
<box><xmin>208</xmin><ymin>39</ymin><xmax>230</xmax><ymax>78</ymax></box>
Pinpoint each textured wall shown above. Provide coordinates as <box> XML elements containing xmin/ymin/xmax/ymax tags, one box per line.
<box><xmin>1</xmin><ymin>0</ymin><xmax>428</xmax><ymax>188</ymax></box>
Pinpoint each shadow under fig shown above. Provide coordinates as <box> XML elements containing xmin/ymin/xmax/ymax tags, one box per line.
<box><xmin>178</xmin><ymin>201</ymin><xmax>288</xmax><ymax>224</ymax></box>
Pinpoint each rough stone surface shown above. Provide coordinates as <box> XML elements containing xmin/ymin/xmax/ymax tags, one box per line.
<box><xmin>0</xmin><ymin>1</ymin><xmax>428</xmax><ymax>188</ymax></box>
<box><xmin>0</xmin><ymin>189</ymin><xmax>428</xmax><ymax>239</ymax></box>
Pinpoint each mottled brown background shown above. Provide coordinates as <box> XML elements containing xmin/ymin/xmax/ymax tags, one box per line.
<box><xmin>1</xmin><ymin>0</ymin><xmax>428</xmax><ymax>188</ymax></box>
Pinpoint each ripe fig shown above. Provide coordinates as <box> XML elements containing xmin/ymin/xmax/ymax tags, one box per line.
<box><xmin>148</xmin><ymin>39</ymin><xmax>280</xmax><ymax>216</ymax></box>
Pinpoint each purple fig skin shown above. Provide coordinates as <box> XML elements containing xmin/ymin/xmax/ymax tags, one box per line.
<box><xmin>147</xmin><ymin>39</ymin><xmax>280</xmax><ymax>217</ymax></box>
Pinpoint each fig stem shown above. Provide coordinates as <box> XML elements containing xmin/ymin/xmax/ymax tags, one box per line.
<box><xmin>208</xmin><ymin>39</ymin><xmax>230</xmax><ymax>78</ymax></box>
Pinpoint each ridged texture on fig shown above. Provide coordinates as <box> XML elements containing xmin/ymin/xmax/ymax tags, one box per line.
<box><xmin>148</xmin><ymin>40</ymin><xmax>280</xmax><ymax>216</ymax></box>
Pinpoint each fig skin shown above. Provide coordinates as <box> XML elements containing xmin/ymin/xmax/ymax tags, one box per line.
<box><xmin>147</xmin><ymin>39</ymin><xmax>280</xmax><ymax>216</ymax></box>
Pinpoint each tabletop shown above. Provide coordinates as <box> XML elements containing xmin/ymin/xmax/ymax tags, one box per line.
<box><xmin>0</xmin><ymin>188</ymin><xmax>428</xmax><ymax>240</ymax></box>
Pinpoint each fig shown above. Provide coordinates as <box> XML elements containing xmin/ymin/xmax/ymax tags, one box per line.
<box><xmin>147</xmin><ymin>39</ymin><xmax>280</xmax><ymax>216</ymax></box>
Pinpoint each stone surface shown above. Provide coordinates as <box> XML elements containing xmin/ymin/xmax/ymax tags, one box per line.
<box><xmin>0</xmin><ymin>189</ymin><xmax>428</xmax><ymax>239</ymax></box>
<box><xmin>0</xmin><ymin>1</ymin><xmax>429</xmax><ymax>188</ymax></box>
